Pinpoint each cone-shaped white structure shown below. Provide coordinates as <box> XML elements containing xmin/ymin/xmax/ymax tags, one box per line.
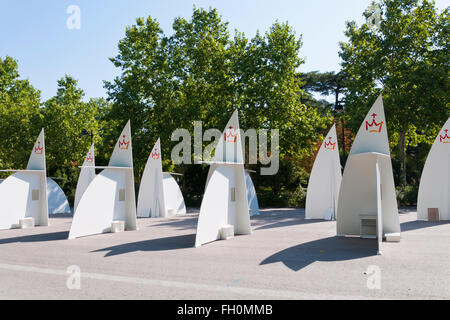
<box><xmin>162</xmin><ymin>172</ymin><xmax>187</xmax><ymax>216</ymax></box>
<box><xmin>417</xmin><ymin>117</ymin><xmax>450</xmax><ymax>221</ymax></box>
<box><xmin>47</xmin><ymin>178</ymin><xmax>71</xmax><ymax>214</ymax></box>
<box><xmin>0</xmin><ymin>129</ymin><xmax>49</xmax><ymax>230</ymax></box>
<box><xmin>137</xmin><ymin>138</ymin><xmax>165</xmax><ymax>217</ymax></box>
<box><xmin>26</xmin><ymin>129</ymin><xmax>46</xmax><ymax>171</ymax></box>
<box><xmin>306</xmin><ymin>124</ymin><xmax>342</xmax><ymax>220</ymax></box>
<box><xmin>74</xmin><ymin>144</ymin><xmax>96</xmax><ymax>212</ymax></box>
<box><xmin>245</xmin><ymin>170</ymin><xmax>260</xmax><ymax>216</ymax></box>
<box><xmin>195</xmin><ymin>110</ymin><xmax>251</xmax><ymax>247</ymax></box>
<box><xmin>1</xmin><ymin>175</ymin><xmax>72</xmax><ymax>215</ymax></box>
<box><xmin>337</xmin><ymin>95</ymin><xmax>400</xmax><ymax>253</ymax></box>
<box><xmin>69</xmin><ymin>121</ymin><xmax>137</xmax><ymax>239</ymax></box>
<box><xmin>137</xmin><ymin>138</ymin><xmax>186</xmax><ymax>218</ymax></box>
<box><xmin>206</xmin><ymin>166</ymin><xmax>260</xmax><ymax>216</ymax></box>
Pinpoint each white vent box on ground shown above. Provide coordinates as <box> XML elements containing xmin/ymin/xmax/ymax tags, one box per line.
<box><xmin>359</xmin><ymin>211</ymin><xmax>377</xmax><ymax>239</ymax></box>
<box><xmin>220</xmin><ymin>225</ymin><xmax>234</xmax><ymax>240</ymax></box>
<box><xmin>111</xmin><ymin>220</ymin><xmax>125</xmax><ymax>233</ymax></box>
<box><xmin>19</xmin><ymin>217</ymin><xmax>34</xmax><ymax>229</ymax></box>
<box><xmin>385</xmin><ymin>233</ymin><xmax>401</xmax><ymax>242</ymax></box>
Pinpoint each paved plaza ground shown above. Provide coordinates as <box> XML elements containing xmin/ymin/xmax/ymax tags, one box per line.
<box><xmin>0</xmin><ymin>207</ymin><xmax>449</xmax><ymax>299</ymax></box>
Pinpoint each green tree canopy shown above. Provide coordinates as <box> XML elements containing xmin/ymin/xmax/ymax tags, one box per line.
<box><xmin>105</xmin><ymin>7</ymin><xmax>331</xmax><ymax>201</ymax></box>
<box><xmin>42</xmin><ymin>75</ymin><xmax>107</xmax><ymax>201</ymax></box>
<box><xmin>0</xmin><ymin>56</ymin><xmax>42</xmax><ymax>170</ymax></box>
<box><xmin>43</xmin><ymin>75</ymin><xmax>102</xmax><ymax>170</ymax></box>
<box><xmin>106</xmin><ymin>7</ymin><xmax>331</xmax><ymax>161</ymax></box>
<box><xmin>339</xmin><ymin>0</ymin><xmax>449</xmax><ymax>185</ymax></box>
<box><xmin>301</xmin><ymin>70</ymin><xmax>350</xmax><ymax>160</ymax></box>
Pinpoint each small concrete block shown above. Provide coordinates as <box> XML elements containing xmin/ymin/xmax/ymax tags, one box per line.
<box><xmin>385</xmin><ymin>233</ymin><xmax>401</xmax><ymax>242</ymax></box>
<box><xmin>220</xmin><ymin>225</ymin><xmax>234</xmax><ymax>240</ymax></box>
<box><xmin>19</xmin><ymin>217</ymin><xmax>34</xmax><ymax>229</ymax></box>
<box><xmin>111</xmin><ymin>220</ymin><xmax>125</xmax><ymax>233</ymax></box>
<box><xmin>166</xmin><ymin>208</ymin><xmax>175</xmax><ymax>217</ymax></box>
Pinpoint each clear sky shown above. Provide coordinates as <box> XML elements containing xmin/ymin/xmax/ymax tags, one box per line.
<box><xmin>1</xmin><ymin>0</ymin><xmax>448</xmax><ymax>101</ymax></box>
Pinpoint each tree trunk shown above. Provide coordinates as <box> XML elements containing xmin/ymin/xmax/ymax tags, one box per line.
<box><xmin>341</xmin><ymin>118</ymin><xmax>346</xmax><ymax>162</ymax></box>
<box><xmin>181</xmin><ymin>164</ymin><xmax>186</xmax><ymax>194</ymax></box>
<box><xmin>334</xmin><ymin>87</ymin><xmax>346</xmax><ymax>163</ymax></box>
<box><xmin>398</xmin><ymin>132</ymin><xmax>407</xmax><ymax>186</ymax></box>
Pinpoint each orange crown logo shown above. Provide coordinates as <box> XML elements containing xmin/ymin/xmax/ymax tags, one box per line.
<box><xmin>224</xmin><ymin>126</ymin><xmax>238</xmax><ymax>143</ymax></box>
<box><xmin>440</xmin><ymin>129</ymin><xmax>450</xmax><ymax>143</ymax></box>
<box><xmin>118</xmin><ymin>135</ymin><xmax>130</xmax><ymax>150</ymax></box>
<box><xmin>86</xmin><ymin>153</ymin><xmax>94</xmax><ymax>163</ymax></box>
<box><xmin>151</xmin><ymin>148</ymin><xmax>160</xmax><ymax>159</ymax></box>
<box><xmin>365</xmin><ymin>113</ymin><xmax>383</xmax><ymax>133</ymax></box>
<box><xmin>324</xmin><ymin>137</ymin><xmax>336</xmax><ymax>150</ymax></box>
<box><xmin>34</xmin><ymin>141</ymin><xmax>43</xmax><ymax>154</ymax></box>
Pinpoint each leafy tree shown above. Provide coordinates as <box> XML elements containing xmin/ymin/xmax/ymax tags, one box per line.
<box><xmin>339</xmin><ymin>0</ymin><xmax>449</xmax><ymax>186</ymax></box>
<box><xmin>42</xmin><ymin>75</ymin><xmax>103</xmax><ymax>202</ymax></box>
<box><xmin>106</xmin><ymin>8</ymin><xmax>331</xmax><ymax>203</ymax></box>
<box><xmin>235</xmin><ymin>23</ymin><xmax>331</xmax><ymax>159</ymax></box>
<box><xmin>88</xmin><ymin>97</ymin><xmax>116</xmax><ymax>166</ymax></box>
<box><xmin>302</xmin><ymin>70</ymin><xmax>349</xmax><ymax>160</ymax></box>
<box><xmin>0</xmin><ymin>56</ymin><xmax>43</xmax><ymax>171</ymax></box>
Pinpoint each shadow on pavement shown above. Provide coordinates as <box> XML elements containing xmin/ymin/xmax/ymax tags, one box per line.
<box><xmin>401</xmin><ymin>220</ymin><xmax>450</xmax><ymax>232</ymax></box>
<box><xmin>253</xmin><ymin>217</ymin><xmax>327</xmax><ymax>231</ymax></box>
<box><xmin>92</xmin><ymin>233</ymin><xmax>196</xmax><ymax>257</ymax></box>
<box><xmin>0</xmin><ymin>231</ymin><xmax>69</xmax><ymax>244</ymax></box>
<box><xmin>150</xmin><ymin>216</ymin><xmax>198</xmax><ymax>231</ymax></box>
<box><xmin>49</xmin><ymin>213</ymin><xmax>73</xmax><ymax>218</ymax></box>
<box><xmin>251</xmin><ymin>210</ymin><xmax>326</xmax><ymax>231</ymax></box>
<box><xmin>260</xmin><ymin>236</ymin><xmax>377</xmax><ymax>271</ymax></box>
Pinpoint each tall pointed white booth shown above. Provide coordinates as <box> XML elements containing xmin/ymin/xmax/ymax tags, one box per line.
<box><xmin>306</xmin><ymin>124</ymin><xmax>342</xmax><ymax>220</ymax></box>
<box><xmin>206</xmin><ymin>166</ymin><xmax>260</xmax><ymax>216</ymax></box>
<box><xmin>137</xmin><ymin>138</ymin><xmax>186</xmax><ymax>218</ymax></box>
<box><xmin>74</xmin><ymin>144</ymin><xmax>96</xmax><ymax>213</ymax></box>
<box><xmin>68</xmin><ymin>121</ymin><xmax>137</xmax><ymax>239</ymax></box>
<box><xmin>337</xmin><ymin>95</ymin><xmax>401</xmax><ymax>254</ymax></box>
<box><xmin>417</xmin><ymin>117</ymin><xmax>450</xmax><ymax>221</ymax></box>
<box><xmin>0</xmin><ymin>129</ymin><xmax>49</xmax><ymax>230</ymax></box>
<box><xmin>0</xmin><ymin>176</ymin><xmax>71</xmax><ymax>215</ymax></box>
<box><xmin>195</xmin><ymin>110</ymin><xmax>252</xmax><ymax>247</ymax></box>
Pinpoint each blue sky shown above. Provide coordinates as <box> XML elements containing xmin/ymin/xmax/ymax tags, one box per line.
<box><xmin>1</xmin><ymin>0</ymin><xmax>448</xmax><ymax>101</ymax></box>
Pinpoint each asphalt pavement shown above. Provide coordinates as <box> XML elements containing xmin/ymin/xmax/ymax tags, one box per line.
<box><xmin>0</xmin><ymin>207</ymin><xmax>448</xmax><ymax>299</ymax></box>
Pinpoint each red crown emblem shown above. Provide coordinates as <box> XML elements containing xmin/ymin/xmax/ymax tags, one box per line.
<box><xmin>151</xmin><ymin>148</ymin><xmax>160</xmax><ymax>159</ymax></box>
<box><xmin>365</xmin><ymin>113</ymin><xmax>383</xmax><ymax>133</ymax></box>
<box><xmin>118</xmin><ymin>135</ymin><xmax>130</xmax><ymax>150</ymax></box>
<box><xmin>86</xmin><ymin>153</ymin><xmax>94</xmax><ymax>163</ymax></box>
<box><xmin>324</xmin><ymin>137</ymin><xmax>336</xmax><ymax>150</ymax></box>
<box><xmin>224</xmin><ymin>126</ymin><xmax>238</xmax><ymax>143</ymax></box>
<box><xmin>440</xmin><ymin>129</ymin><xmax>450</xmax><ymax>143</ymax></box>
<box><xmin>34</xmin><ymin>141</ymin><xmax>43</xmax><ymax>154</ymax></box>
